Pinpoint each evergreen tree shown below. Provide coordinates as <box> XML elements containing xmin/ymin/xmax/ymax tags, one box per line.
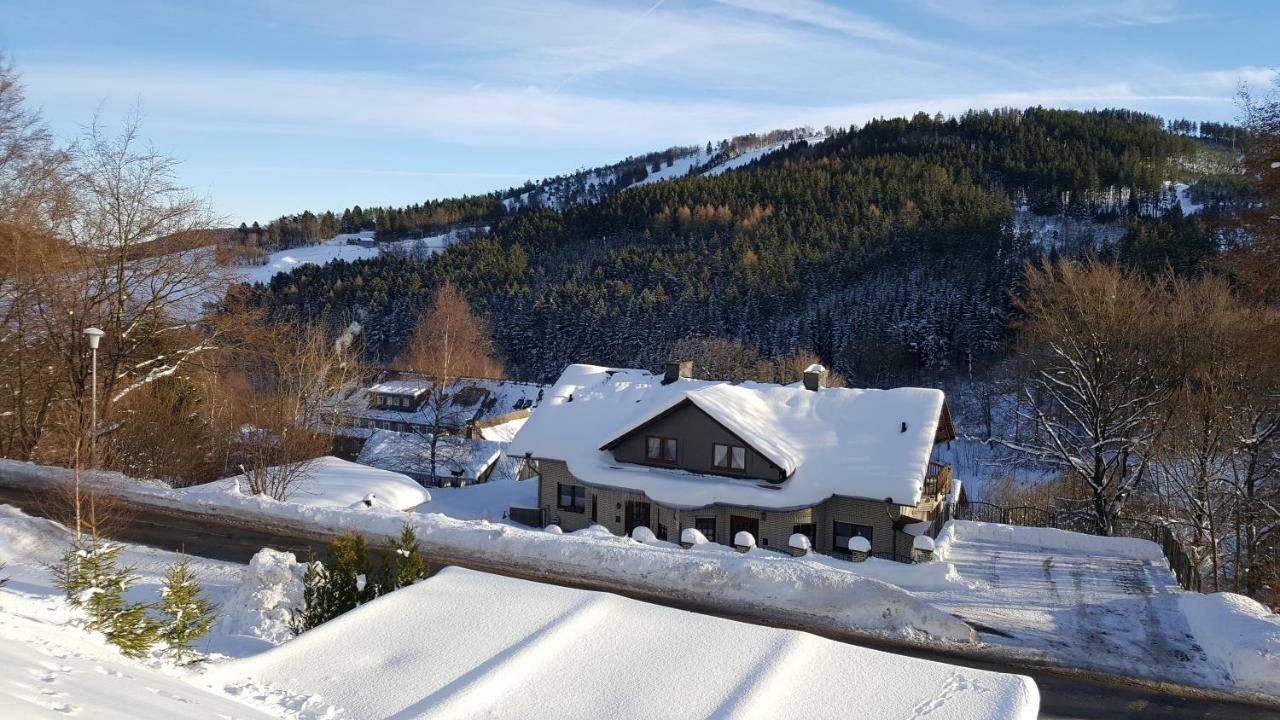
<box><xmin>158</xmin><ymin>558</ymin><xmax>219</xmax><ymax>664</ymax></box>
<box><xmin>72</xmin><ymin>534</ymin><xmax>159</xmax><ymax>658</ymax></box>
<box><xmin>291</xmin><ymin>551</ymin><xmax>334</xmax><ymax>635</ymax></box>
<box><xmin>383</xmin><ymin>524</ymin><xmax>428</xmax><ymax>590</ymax></box>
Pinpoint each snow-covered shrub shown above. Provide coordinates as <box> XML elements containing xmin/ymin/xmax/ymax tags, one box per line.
<box><xmin>223</xmin><ymin>548</ymin><xmax>305</xmax><ymax>644</ymax></box>
<box><xmin>159</xmin><ymin>558</ymin><xmax>219</xmax><ymax>664</ymax></box>
<box><xmin>787</xmin><ymin>533</ymin><xmax>811</xmax><ymax>556</ymax></box>
<box><xmin>912</xmin><ymin>535</ymin><xmax>936</xmax><ymax>563</ymax></box>
<box><xmin>848</xmin><ymin>536</ymin><xmax>871</xmax><ymax>562</ymax></box>
<box><xmin>734</xmin><ymin>531</ymin><xmax>756</xmax><ymax>552</ymax></box>
<box><xmin>631</xmin><ymin>527</ymin><xmax>656</xmax><ymax>544</ymax></box>
<box><xmin>680</xmin><ymin>528</ymin><xmax>708</xmax><ymax>548</ymax></box>
<box><xmin>544</xmin><ymin>524</ymin><xmax>563</xmax><ymax>535</ymax></box>
<box><xmin>74</xmin><ymin>536</ymin><xmax>159</xmax><ymax>658</ymax></box>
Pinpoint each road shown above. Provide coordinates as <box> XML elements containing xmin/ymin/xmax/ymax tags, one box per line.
<box><xmin>0</xmin><ymin>484</ymin><xmax>1275</xmax><ymax>720</ymax></box>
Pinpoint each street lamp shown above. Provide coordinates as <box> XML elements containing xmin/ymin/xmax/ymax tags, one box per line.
<box><xmin>82</xmin><ymin>327</ymin><xmax>104</xmax><ymax>465</ymax></box>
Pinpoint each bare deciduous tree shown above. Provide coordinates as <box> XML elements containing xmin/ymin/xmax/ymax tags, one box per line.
<box><xmin>997</xmin><ymin>261</ymin><xmax>1173</xmax><ymax>535</ymax></box>
<box><xmin>395</xmin><ymin>282</ymin><xmax>502</xmax><ymax>482</ymax></box>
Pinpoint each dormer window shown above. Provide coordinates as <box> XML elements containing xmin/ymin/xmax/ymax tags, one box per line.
<box><xmin>713</xmin><ymin>443</ymin><xmax>746</xmax><ymax>472</ymax></box>
<box><xmin>645</xmin><ymin>436</ymin><xmax>678</xmax><ymax>464</ymax></box>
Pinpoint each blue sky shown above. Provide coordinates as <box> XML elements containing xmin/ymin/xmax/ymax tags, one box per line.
<box><xmin>1</xmin><ymin>0</ymin><xmax>1275</xmax><ymax>224</ymax></box>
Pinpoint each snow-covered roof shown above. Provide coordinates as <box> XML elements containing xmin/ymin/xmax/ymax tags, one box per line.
<box><xmin>509</xmin><ymin>364</ymin><xmax>946</xmax><ymax>508</ymax></box>
<box><xmin>206</xmin><ymin>567</ymin><xmax>1039</xmax><ymax>719</ymax></box>
<box><xmin>358</xmin><ymin>429</ymin><xmax>502</xmax><ymax>480</ymax></box>
<box><xmin>367</xmin><ymin>379</ymin><xmax>431</xmax><ymax>397</ymax></box>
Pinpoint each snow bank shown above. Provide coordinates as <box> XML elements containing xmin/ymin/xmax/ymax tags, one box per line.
<box><xmin>186</xmin><ymin>456</ymin><xmax>430</xmax><ymax>511</ymax></box>
<box><xmin>218</xmin><ymin>549</ymin><xmax>305</xmax><ymax>646</ymax></box>
<box><xmin>0</xmin><ymin>460</ymin><xmax>971</xmax><ymax>643</ymax></box>
<box><xmin>1180</xmin><ymin>592</ymin><xmax>1280</xmax><ymax>697</ymax></box>
<box><xmin>0</xmin><ymin>592</ymin><xmax>278</xmax><ymax>719</ymax></box>
<box><xmin>416</xmin><ymin>477</ymin><xmax>537</xmax><ymax>522</ymax></box>
<box><xmin>934</xmin><ymin>520</ymin><xmax>1165</xmax><ymax>563</ymax></box>
<box><xmin>206</xmin><ymin>567</ymin><xmax>1037</xmax><ymax>720</ymax></box>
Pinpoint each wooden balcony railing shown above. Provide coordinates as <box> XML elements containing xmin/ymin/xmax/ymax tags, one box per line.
<box><xmin>923</xmin><ymin>462</ymin><xmax>952</xmax><ymax>499</ymax></box>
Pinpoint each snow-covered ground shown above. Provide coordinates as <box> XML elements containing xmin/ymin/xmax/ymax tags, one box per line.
<box><xmin>0</xmin><ymin>506</ymin><xmax>1041</xmax><ymax>719</ymax></box>
<box><xmin>205</xmin><ymin>565</ymin><xmax>1039</xmax><ymax>720</ymax></box>
<box><xmin>908</xmin><ymin>521</ymin><xmax>1280</xmax><ymax>698</ymax></box>
<box><xmin>417</xmin><ymin>476</ymin><xmax>537</xmax><ymax>522</ymax></box>
<box><xmin>0</xmin><ymin>505</ymin><xmax>293</xmax><ymax>718</ymax></box>
<box><xmin>184</xmin><ymin>456</ymin><xmax>431</xmax><ymax>511</ymax></box>
<box><xmin>3</xmin><ymin>459</ymin><xmax>1278</xmax><ymax>702</ymax></box>
<box><xmin>229</xmin><ymin>236</ymin><xmax>380</xmax><ymax>285</ymax></box>
<box><xmin>701</xmin><ymin>135</ymin><xmax>824</xmax><ymax>177</ymax></box>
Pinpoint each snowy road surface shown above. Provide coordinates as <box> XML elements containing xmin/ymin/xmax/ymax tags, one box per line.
<box><xmin>916</xmin><ymin>525</ymin><xmax>1226</xmax><ymax>691</ymax></box>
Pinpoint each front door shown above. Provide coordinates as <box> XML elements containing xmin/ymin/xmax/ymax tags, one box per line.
<box><xmin>729</xmin><ymin>515</ymin><xmax>760</xmax><ymax>546</ymax></box>
<box><xmin>624</xmin><ymin>501</ymin><xmax>651</xmax><ymax>535</ymax></box>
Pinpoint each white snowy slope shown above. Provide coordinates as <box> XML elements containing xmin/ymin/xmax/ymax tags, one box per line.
<box><xmin>701</xmin><ymin>135</ymin><xmax>825</xmax><ymax>177</ymax></box>
<box><xmin>185</xmin><ymin>455</ymin><xmax>431</xmax><ymax>511</ymax></box>
<box><xmin>206</xmin><ymin>566</ymin><xmax>1040</xmax><ymax>720</ymax></box>
<box><xmin>229</xmin><ymin>235</ymin><xmax>380</xmax><ymax>286</ymax></box>
<box><xmin>0</xmin><ymin>506</ymin><xmax>292</xmax><ymax>719</ymax></box>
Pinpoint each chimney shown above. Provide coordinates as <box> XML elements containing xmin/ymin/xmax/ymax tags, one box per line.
<box><xmin>802</xmin><ymin>363</ymin><xmax>826</xmax><ymax>391</ymax></box>
<box><xmin>663</xmin><ymin>360</ymin><xmax>692</xmax><ymax>385</ymax></box>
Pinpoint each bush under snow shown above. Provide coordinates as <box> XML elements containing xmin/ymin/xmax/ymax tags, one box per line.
<box><xmin>218</xmin><ymin>549</ymin><xmax>305</xmax><ymax>645</ymax></box>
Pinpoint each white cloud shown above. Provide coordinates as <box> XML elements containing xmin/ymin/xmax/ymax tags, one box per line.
<box><xmin>22</xmin><ymin>61</ymin><xmax>1266</xmax><ymax>153</ymax></box>
<box><xmin>914</xmin><ymin>0</ymin><xmax>1199</xmax><ymax>30</ymax></box>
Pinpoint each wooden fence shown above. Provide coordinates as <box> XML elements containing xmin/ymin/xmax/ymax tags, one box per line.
<box><xmin>939</xmin><ymin>502</ymin><xmax>1203</xmax><ymax>592</ymax></box>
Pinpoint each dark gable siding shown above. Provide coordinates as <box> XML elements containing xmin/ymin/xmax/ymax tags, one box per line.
<box><xmin>610</xmin><ymin>401</ymin><xmax>785</xmax><ymax>482</ymax></box>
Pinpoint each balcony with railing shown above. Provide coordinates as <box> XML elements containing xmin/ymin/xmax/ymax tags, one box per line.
<box><xmin>922</xmin><ymin>461</ymin><xmax>952</xmax><ymax>499</ymax></box>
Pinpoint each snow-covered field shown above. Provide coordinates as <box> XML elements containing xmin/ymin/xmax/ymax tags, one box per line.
<box><xmin>230</xmin><ymin>236</ymin><xmax>380</xmax><ymax>285</ymax></box>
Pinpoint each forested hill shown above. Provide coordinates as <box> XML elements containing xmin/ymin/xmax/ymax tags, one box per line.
<box><xmin>252</xmin><ymin>108</ymin><xmax>1230</xmax><ymax>385</ymax></box>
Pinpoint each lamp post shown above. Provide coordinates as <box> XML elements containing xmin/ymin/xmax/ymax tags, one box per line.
<box><xmin>82</xmin><ymin>327</ymin><xmax>104</xmax><ymax>465</ymax></box>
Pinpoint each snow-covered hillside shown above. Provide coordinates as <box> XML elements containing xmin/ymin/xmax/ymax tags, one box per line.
<box><xmin>228</xmin><ymin>235</ymin><xmax>380</xmax><ymax>285</ymax></box>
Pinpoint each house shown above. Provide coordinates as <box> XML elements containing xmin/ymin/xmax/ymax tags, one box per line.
<box><xmin>325</xmin><ymin>372</ymin><xmax>544</xmax><ymax>441</ymax></box>
<box><xmin>357</xmin><ymin>429</ymin><xmax>505</xmax><ymax>488</ymax></box>
<box><xmin>507</xmin><ymin>362</ymin><xmax>957</xmax><ymax>561</ymax></box>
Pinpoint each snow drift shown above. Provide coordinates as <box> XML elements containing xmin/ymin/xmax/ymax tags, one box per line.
<box><xmin>205</xmin><ymin>567</ymin><xmax>1038</xmax><ymax>719</ymax></box>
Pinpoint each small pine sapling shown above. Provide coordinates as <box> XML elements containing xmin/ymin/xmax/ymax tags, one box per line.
<box><xmin>327</xmin><ymin>531</ymin><xmax>377</xmax><ymax>613</ymax></box>
<box><xmin>159</xmin><ymin>558</ymin><xmax>219</xmax><ymax>664</ymax></box>
<box><xmin>76</xmin><ymin>534</ymin><xmax>159</xmax><ymax>657</ymax></box>
<box><xmin>49</xmin><ymin>542</ymin><xmax>91</xmax><ymax>605</ymax></box>
<box><xmin>389</xmin><ymin>524</ymin><xmax>428</xmax><ymax>590</ymax></box>
<box><xmin>292</xmin><ymin>551</ymin><xmax>334</xmax><ymax>634</ymax></box>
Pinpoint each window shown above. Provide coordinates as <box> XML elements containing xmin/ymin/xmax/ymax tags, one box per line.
<box><xmin>694</xmin><ymin>517</ymin><xmax>717</xmax><ymax>543</ymax></box>
<box><xmin>645</xmin><ymin>436</ymin><xmax>678</xmax><ymax>464</ymax></box>
<box><xmin>712</xmin><ymin>443</ymin><xmax>746</xmax><ymax>471</ymax></box>
<box><xmin>793</xmin><ymin>523</ymin><xmax>816</xmax><ymax>547</ymax></box>
<box><xmin>832</xmin><ymin>522</ymin><xmax>873</xmax><ymax>553</ymax></box>
<box><xmin>557</xmin><ymin>483</ymin><xmax>585</xmax><ymax>513</ymax></box>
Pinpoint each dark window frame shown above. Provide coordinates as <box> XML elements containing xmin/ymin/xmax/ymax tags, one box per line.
<box><xmin>711</xmin><ymin>442</ymin><xmax>747</xmax><ymax>472</ymax></box>
<box><xmin>832</xmin><ymin>521</ymin><xmax>873</xmax><ymax>553</ymax></box>
<box><xmin>793</xmin><ymin>523</ymin><xmax>817</xmax><ymax>547</ymax></box>
<box><xmin>556</xmin><ymin>483</ymin><xmax>586</xmax><ymax>513</ymax></box>
<box><xmin>694</xmin><ymin>516</ymin><xmax>717</xmax><ymax>544</ymax></box>
<box><xmin>645</xmin><ymin>435</ymin><xmax>679</xmax><ymax>464</ymax></box>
